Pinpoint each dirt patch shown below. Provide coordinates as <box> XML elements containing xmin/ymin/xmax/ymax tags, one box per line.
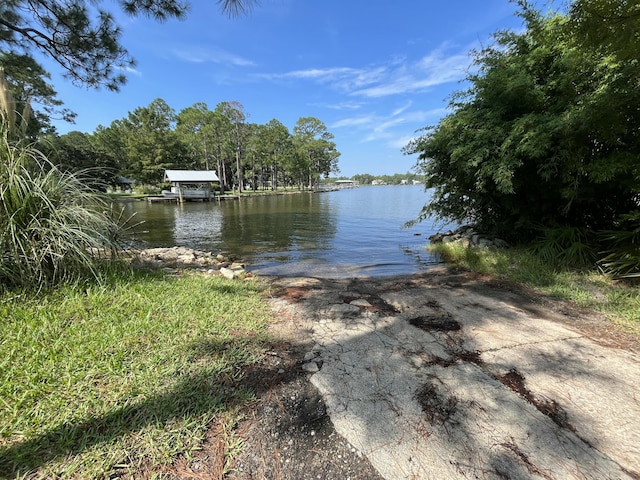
<box><xmin>277</xmin><ymin>286</ymin><xmax>312</xmax><ymax>303</ymax></box>
<box><xmin>409</xmin><ymin>314</ymin><xmax>461</xmax><ymax>332</ymax></box>
<box><xmin>414</xmin><ymin>382</ymin><xmax>458</xmax><ymax>425</ymax></box>
<box><xmin>498</xmin><ymin>369</ymin><xmax>572</xmax><ymax>432</ymax></box>
<box><xmin>228</xmin><ymin>342</ymin><xmax>384</xmax><ymax>480</ymax></box>
<box><xmin>341</xmin><ymin>293</ymin><xmax>399</xmax><ymax>316</ymax></box>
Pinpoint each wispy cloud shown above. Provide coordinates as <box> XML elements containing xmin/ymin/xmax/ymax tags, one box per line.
<box><xmin>332</xmin><ymin>107</ymin><xmax>446</xmax><ymax>148</ymax></box>
<box><xmin>321</xmin><ymin>101</ymin><xmax>365</xmax><ymax>111</ymax></box>
<box><xmin>331</xmin><ymin>115</ymin><xmax>377</xmax><ymax>128</ymax></box>
<box><xmin>259</xmin><ymin>66</ymin><xmax>386</xmax><ymax>91</ymax></box>
<box><xmin>353</xmin><ymin>48</ymin><xmax>471</xmax><ymax>98</ymax></box>
<box><xmin>117</xmin><ymin>65</ymin><xmax>142</xmax><ymax>76</ymax></box>
<box><xmin>170</xmin><ymin>47</ymin><xmax>256</xmax><ymax>67</ymax></box>
<box><xmin>258</xmin><ymin>44</ymin><xmax>471</xmax><ymax>97</ymax></box>
<box><xmin>392</xmin><ymin>100</ymin><xmax>413</xmax><ymax>116</ymax></box>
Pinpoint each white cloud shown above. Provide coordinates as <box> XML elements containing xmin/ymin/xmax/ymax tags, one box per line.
<box><xmin>352</xmin><ymin>49</ymin><xmax>471</xmax><ymax>98</ymax></box>
<box><xmin>331</xmin><ymin>115</ymin><xmax>377</xmax><ymax>129</ymax></box>
<box><xmin>259</xmin><ymin>66</ymin><xmax>386</xmax><ymax>91</ymax></box>
<box><xmin>258</xmin><ymin>43</ymin><xmax>471</xmax><ymax>98</ymax></box>
<box><xmin>392</xmin><ymin>100</ymin><xmax>413</xmax><ymax>116</ymax></box>
<box><xmin>388</xmin><ymin>135</ymin><xmax>417</xmax><ymax>150</ymax></box>
<box><xmin>322</xmin><ymin>101</ymin><xmax>365</xmax><ymax>111</ymax></box>
<box><xmin>118</xmin><ymin>65</ymin><xmax>142</xmax><ymax>76</ymax></box>
<box><xmin>170</xmin><ymin>47</ymin><xmax>256</xmax><ymax>67</ymax></box>
<box><xmin>333</xmin><ymin>107</ymin><xmax>447</xmax><ymax>149</ymax></box>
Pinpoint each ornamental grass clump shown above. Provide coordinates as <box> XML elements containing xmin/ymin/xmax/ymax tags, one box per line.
<box><xmin>0</xmin><ymin>69</ymin><xmax>123</xmax><ymax>289</ymax></box>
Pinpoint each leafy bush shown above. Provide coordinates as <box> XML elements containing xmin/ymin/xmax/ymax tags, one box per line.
<box><xmin>136</xmin><ymin>183</ymin><xmax>162</xmax><ymax>195</ymax></box>
<box><xmin>529</xmin><ymin>226</ymin><xmax>597</xmax><ymax>269</ymax></box>
<box><xmin>598</xmin><ymin>212</ymin><xmax>640</xmax><ymax>279</ymax></box>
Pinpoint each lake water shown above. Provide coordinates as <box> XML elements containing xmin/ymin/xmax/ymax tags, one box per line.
<box><xmin>121</xmin><ymin>185</ymin><xmax>448</xmax><ymax>278</ymax></box>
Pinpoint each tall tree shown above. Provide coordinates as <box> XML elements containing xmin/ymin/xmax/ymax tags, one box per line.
<box><xmin>176</xmin><ymin>102</ymin><xmax>218</xmax><ymax>171</ymax></box>
<box><xmin>293</xmin><ymin>117</ymin><xmax>340</xmax><ymax>190</ymax></box>
<box><xmin>219</xmin><ymin>101</ymin><xmax>248</xmax><ymax>192</ymax></box>
<box><xmin>0</xmin><ymin>52</ymin><xmax>74</xmax><ymax>137</ymax></box>
<box><xmin>120</xmin><ymin>98</ymin><xmax>186</xmax><ymax>184</ymax></box>
<box><xmin>42</xmin><ymin>131</ymin><xmax>117</xmax><ymax>189</ymax></box>
<box><xmin>92</xmin><ymin>121</ymin><xmax>129</xmax><ymax>176</ymax></box>
<box><xmin>253</xmin><ymin>119</ymin><xmax>292</xmax><ymax>190</ymax></box>
<box><xmin>209</xmin><ymin>104</ymin><xmax>234</xmax><ymax>194</ymax></box>
<box><xmin>569</xmin><ymin>0</ymin><xmax>640</xmax><ymax>60</ymax></box>
<box><xmin>406</xmin><ymin>2</ymin><xmax>640</xmax><ymax>241</ymax></box>
<box><xmin>0</xmin><ymin>0</ymin><xmax>257</xmax><ymax>90</ymax></box>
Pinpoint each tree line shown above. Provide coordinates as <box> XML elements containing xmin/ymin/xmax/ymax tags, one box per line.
<box><xmin>41</xmin><ymin>99</ymin><xmax>340</xmax><ymax>193</ymax></box>
<box><xmin>327</xmin><ymin>173</ymin><xmax>424</xmax><ymax>185</ymax></box>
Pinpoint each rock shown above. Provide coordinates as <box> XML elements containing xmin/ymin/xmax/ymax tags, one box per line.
<box><xmin>131</xmin><ymin>247</ymin><xmax>248</xmax><ymax>278</ymax></box>
<box><xmin>494</xmin><ymin>238</ymin><xmax>510</xmax><ymax>248</ymax></box>
<box><xmin>429</xmin><ymin>226</ymin><xmax>510</xmax><ymax>249</ymax></box>
<box><xmin>220</xmin><ymin>267</ymin><xmax>237</xmax><ymax>279</ymax></box>
<box><xmin>429</xmin><ymin>233</ymin><xmax>445</xmax><ymax>243</ymax></box>
<box><xmin>350</xmin><ymin>299</ymin><xmax>372</xmax><ymax>307</ymax></box>
<box><xmin>302</xmin><ymin>362</ymin><xmax>320</xmax><ymax>373</ymax></box>
<box><xmin>304</xmin><ymin>351</ymin><xmax>320</xmax><ymax>361</ymax></box>
<box><xmin>328</xmin><ymin>304</ymin><xmax>361</xmax><ymax>316</ymax></box>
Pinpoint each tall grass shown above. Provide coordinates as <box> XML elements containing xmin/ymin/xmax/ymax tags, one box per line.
<box><xmin>0</xmin><ymin>140</ymin><xmax>123</xmax><ymax>288</ymax></box>
<box><xmin>1</xmin><ymin>69</ymin><xmax>123</xmax><ymax>289</ymax></box>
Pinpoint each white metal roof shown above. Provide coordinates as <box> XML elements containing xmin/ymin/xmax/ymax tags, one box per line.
<box><xmin>164</xmin><ymin>170</ymin><xmax>220</xmax><ymax>182</ymax></box>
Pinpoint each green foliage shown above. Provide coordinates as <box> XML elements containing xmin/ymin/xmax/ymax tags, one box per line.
<box><xmin>599</xmin><ymin>212</ymin><xmax>640</xmax><ymax>279</ymax></box>
<box><xmin>120</xmin><ymin>98</ymin><xmax>188</xmax><ymax>184</ymax></box>
<box><xmin>0</xmin><ymin>52</ymin><xmax>76</xmax><ymax>138</ymax></box>
<box><xmin>529</xmin><ymin>226</ymin><xmax>597</xmax><ymax>269</ymax></box>
<box><xmin>293</xmin><ymin>116</ymin><xmax>340</xmax><ymax>189</ymax></box>
<box><xmin>0</xmin><ymin>69</ymin><xmax>124</xmax><ymax>289</ymax></box>
<box><xmin>407</xmin><ymin>3</ymin><xmax>640</xmax><ymax>243</ymax></box>
<box><xmin>349</xmin><ymin>172</ymin><xmax>423</xmax><ymax>185</ymax></box>
<box><xmin>41</xmin><ymin>131</ymin><xmax>118</xmax><ymax>189</ymax></box>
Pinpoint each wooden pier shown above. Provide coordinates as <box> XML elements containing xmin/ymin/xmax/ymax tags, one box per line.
<box><xmin>146</xmin><ymin>194</ymin><xmax>240</xmax><ymax>203</ymax></box>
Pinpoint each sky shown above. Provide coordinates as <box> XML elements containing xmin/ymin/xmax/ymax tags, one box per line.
<box><xmin>44</xmin><ymin>0</ymin><xmax>553</xmax><ymax>178</ymax></box>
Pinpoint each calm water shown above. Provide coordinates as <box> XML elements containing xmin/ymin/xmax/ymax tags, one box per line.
<box><xmin>121</xmin><ymin>185</ymin><xmax>448</xmax><ymax>277</ymax></box>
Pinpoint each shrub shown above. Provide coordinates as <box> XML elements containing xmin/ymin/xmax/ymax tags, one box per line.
<box><xmin>529</xmin><ymin>226</ymin><xmax>597</xmax><ymax>269</ymax></box>
<box><xmin>598</xmin><ymin>212</ymin><xmax>640</xmax><ymax>279</ymax></box>
<box><xmin>0</xmin><ymin>140</ymin><xmax>124</xmax><ymax>289</ymax></box>
<box><xmin>1</xmin><ymin>68</ymin><xmax>125</xmax><ymax>289</ymax></box>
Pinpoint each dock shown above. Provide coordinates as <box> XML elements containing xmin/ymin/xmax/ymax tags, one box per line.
<box><xmin>146</xmin><ymin>194</ymin><xmax>240</xmax><ymax>203</ymax></box>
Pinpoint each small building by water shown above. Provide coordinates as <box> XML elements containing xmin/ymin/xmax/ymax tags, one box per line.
<box><xmin>335</xmin><ymin>179</ymin><xmax>359</xmax><ymax>189</ymax></box>
<box><xmin>161</xmin><ymin>170</ymin><xmax>220</xmax><ymax>203</ymax></box>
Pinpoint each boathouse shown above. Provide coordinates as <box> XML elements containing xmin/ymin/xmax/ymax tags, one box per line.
<box><xmin>335</xmin><ymin>179</ymin><xmax>358</xmax><ymax>189</ymax></box>
<box><xmin>163</xmin><ymin>170</ymin><xmax>220</xmax><ymax>203</ymax></box>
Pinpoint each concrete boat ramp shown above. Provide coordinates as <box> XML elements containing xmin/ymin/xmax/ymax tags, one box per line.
<box><xmin>267</xmin><ymin>269</ymin><xmax>640</xmax><ymax>479</ymax></box>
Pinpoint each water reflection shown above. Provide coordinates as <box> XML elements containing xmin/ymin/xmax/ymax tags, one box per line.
<box><xmin>121</xmin><ymin>186</ymin><xmax>446</xmax><ymax>278</ymax></box>
<box><xmin>217</xmin><ymin>193</ymin><xmax>336</xmax><ymax>260</ymax></box>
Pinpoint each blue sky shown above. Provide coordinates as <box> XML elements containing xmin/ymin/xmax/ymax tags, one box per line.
<box><xmin>45</xmin><ymin>0</ymin><xmax>552</xmax><ymax>177</ymax></box>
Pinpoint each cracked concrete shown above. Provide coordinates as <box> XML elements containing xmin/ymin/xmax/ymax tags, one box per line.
<box><xmin>267</xmin><ymin>269</ymin><xmax>640</xmax><ymax>480</ymax></box>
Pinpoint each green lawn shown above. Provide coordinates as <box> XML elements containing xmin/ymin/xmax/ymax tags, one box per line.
<box><xmin>0</xmin><ymin>270</ymin><xmax>274</xmax><ymax>478</ymax></box>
